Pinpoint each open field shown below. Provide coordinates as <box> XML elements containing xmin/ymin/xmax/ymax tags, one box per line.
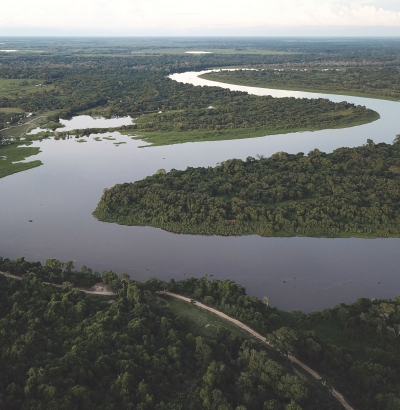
<box><xmin>161</xmin><ymin>295</ymin><xmax>250</xmax><ymax>339</ymax></box>
<box><xmin>0</xmin><ymin>78</ymin><xmax>54</xmax><ymax>98</ymax></box>
<box><xmin>0</xmin><ymin>111</ymin><xmax>56</xmax><ymax>139</ymax></box>
<box><xmin>0</xmin><ymin>107</ymin><xmax>25</xmax><ymax>113</ymax></box>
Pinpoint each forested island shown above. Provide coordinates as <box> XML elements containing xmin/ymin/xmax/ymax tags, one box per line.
<box><xmin>1</xmin><ymin>256</ymin><xmax>400</xmax><ymax>409</ymax></box>
<box><xmin>200</xmin><ymin>67</ymin><xmax>400</xmax><ymax>101</ymax></box>
<box><xmin>94</xmin><ymin>137</ymin><xmax>400</xmax><ymax>238</ymax></box>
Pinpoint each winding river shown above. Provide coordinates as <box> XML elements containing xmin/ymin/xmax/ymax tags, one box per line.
<box><xmin>0</xmin><ymin>70</ymin><xmax>399</xmax><ymax>312</ymax></box>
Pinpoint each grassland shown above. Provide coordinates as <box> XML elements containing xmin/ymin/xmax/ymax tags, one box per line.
<box><xmin>0</xmin><ymin>111</ymin><xmax>57</xmax><ymax>139</ymax></box>
<box><xmin>0</xmin><ymin>143</ymin><xmax>42</xmax><ymax>179</ymax></box>
<box><xmin>0</xmin><ymin>78</ymin><xmax>54</xmax><ymax>98</ymax></box>
<box><xmin>159</xmin><ymin>295</ymin><xmax>249</xmax><ymax>340</ymax></box>
<box><xmin>0</xmin><ymin>107</ymin><xmax>25</xmax><ymax>114</ymax></box>
<box><xmin>124</xmin><ymin>110</ymin><xmax>379</xmax><ymax>147</ymax></box>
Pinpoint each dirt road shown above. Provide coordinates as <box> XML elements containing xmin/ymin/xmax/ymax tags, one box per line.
<box><xmin>158</xmin><ymin>291</ymin><xmax>355</xmax><ymax>410</ymax></box>
<box><xmin>0</xmin><ymin>271</ymin><xmax>353</xmax><ymax>408</ymax></box>
<box><xmin>0</xmin><ymin>115</ymin><xmax>47</xmax><ymax>133</ymax></box>
<box><xmin>0</xmin><ymin>270</ymin><xmax>116</xmax><ymax>296</ymax></box>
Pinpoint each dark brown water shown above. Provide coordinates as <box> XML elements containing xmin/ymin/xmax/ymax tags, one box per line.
<box><xmin>1</xmin><ymin>72</ymin><xmax>399</xmax><ymax>312</ymax></box>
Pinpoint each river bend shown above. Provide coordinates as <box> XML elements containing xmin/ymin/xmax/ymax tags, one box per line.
<box><xmin>0</xmin><ymin>71</ymin><xmax>399</xmax><ymax>311</ymax></box>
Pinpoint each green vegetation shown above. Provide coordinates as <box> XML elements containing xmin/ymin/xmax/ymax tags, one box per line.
<box><xmin>40</xmin><ymin>121</ymin><xmax>65</xmax><ymax>131</ymax></box>
<box><xmin>2</xmin><ymin>255</ymin><xmax>400</xmax><ymax>409</ymax></box>
<box><xmin>0</xmin><ymin>65</ymin><xmax>377</xmax><ymax>148</ymax></box>
<box><xmin>129</xmin><ymin>128</ymin><xmax>294</xmax><ymax>147</ymax></box>
<box><xmin>0</xmin><ymin>143</ymin><xmax>41</xmax><ymax>179</ymax></box>
<box><xmin>200</xmin><ymin>68</ymin><xmax>400</xmax><ymax>101</ymax></box>
<box><xmin>126</xmin><ymin>97</ymin><xmax>377</xmax><ymax>146</ymax></box>
<box><xmin>94</xmin><ymin>138</ymin><xmax>400</xmax><ymax>238</ymax></box>
<box><xmin>160</xmin><ymin>295</ymin><xmax>249</xmax><ymax>340</ymax></box>
<box><xmin>0</xmin><ymin>256</ymin><xmax>340</xmax><ymax>410</ymax></box>
<box><xmin>0</xmin><ymin>77</ymin><xmax>54</xmax><ymax>98</ymax></box>
<box><xmin>2</xmin><ymin>37</ymin><xmax>400</xmax><ymax>409</ymax></box>
<box><xmin>0</xmin><ymin>107</ymin><xmax>24</xmax><ymax>113</ymax></box>
<box><xmin>0</xmin><ymin>37</ymin><xmax>387</xmax><ymax>151</ymax></box>
<box><xmin>168</xmin><ymin>275</ymin><xmax>400</xmax><ymax>410</ymax></box>
<box><xmin>0</xmin><ymin>111</ymin><xmax>58</xmax><ymax>140</ymax></box>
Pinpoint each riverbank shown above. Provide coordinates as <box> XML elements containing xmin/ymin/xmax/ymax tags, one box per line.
<box><xmin>159</xmin><ymin>290</ymin><xmax>354</xmax><ymax>410</ymax></box>
<box><xmin>200</xmin><ymin>70</ymin><xmax>400</xmax><ymax>102</ymax></box>
<box><xmin>93</xmin><ymin>138</ymin><xmax>400</xmax><ymax>239</ymax></box>
<box><xmin>125</xmin><ymin>108</ymin><xmax>379</xmax><ymax>147</ymax></box>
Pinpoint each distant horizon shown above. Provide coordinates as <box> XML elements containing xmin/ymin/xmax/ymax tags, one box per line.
<box><xmin>1</xmin><ymin>33</ymin><xmax>400</xmax><ymax>38</ymax></box>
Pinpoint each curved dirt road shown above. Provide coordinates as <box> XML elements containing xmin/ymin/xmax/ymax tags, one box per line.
<box><xmin>0</xmin><ymin>271</ymin><xmax>352</xmax><ymax>409</ymax></box>
<box><xmin>158</xmin><ymin>291</ymin><xmax>354</xmax><ymax>410</ymax></box>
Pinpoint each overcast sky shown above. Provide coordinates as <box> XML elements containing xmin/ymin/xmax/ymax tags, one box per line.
<box><xmin>1</xmin><ymin>0</ymin><xmax>400</xmax><ymax>36</ymax></box>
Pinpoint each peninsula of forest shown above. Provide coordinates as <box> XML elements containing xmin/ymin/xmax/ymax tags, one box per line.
<box><xmin>94</xmin><ymin>137</ymin><xmax>400</xmax><ymax>238</ymax></box>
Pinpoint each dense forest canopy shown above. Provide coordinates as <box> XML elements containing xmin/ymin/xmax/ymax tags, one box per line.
<box><xmin>0</xmin><ymin>258</ymin><xmax>340</xmax><ymax>410</ymax></box>
<box><xmin>200</xmin><ymin>67</ymin><xmax>400</xmax><ymax>100</ymax></box>
<box><xmin>1</xmin><ymin>37</ymin><xmax>382</xmax><ymax>178</ymax></box>
<box><xmin>94</xmin><ymin>137</ymin><xmax>400</xmax><ymax>238</ymax></box>
<box><xmin>2</xmin><ymin>38</ymin><xmax>400</xmax><ymax>409</ymax></box>
<box><xmin>167</xmin><ymin>275</ymin><xmax>400</xmax><ymax>410</ymax></box>
<box><xmin>0</xmin><ymin>65</ymin><xmax>377</xmax><ymax>134</ymax></box>
<box><xmin>1</xmin><ymin>256</ymin><xmax>400</xmax><ymax>409</ymax></box>
<box><xmin>1</xmin><ymin>37</ymin><xmax>396</xmax><ymax>126</ymax></box>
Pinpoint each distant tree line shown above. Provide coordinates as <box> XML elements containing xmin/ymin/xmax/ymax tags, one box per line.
<box><xmin>201</xmin><ymin>67</ymin><xmax>400</xmax><ymax>100</ymax></box>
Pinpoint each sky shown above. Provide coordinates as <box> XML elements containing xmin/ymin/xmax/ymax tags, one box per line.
<box><xmin>1</xmin><ymin>0</ymin><xmax>400</xmax><ymax>36</ymax></box>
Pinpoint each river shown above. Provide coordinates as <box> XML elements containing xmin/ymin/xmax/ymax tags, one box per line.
<box><xmin>0</xmin><ymin>70</ymin><xmax>399</xmax><ymax>312</ymax></box>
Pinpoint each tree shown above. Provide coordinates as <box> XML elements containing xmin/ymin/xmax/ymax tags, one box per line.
<box><xmin>267</xmin><ymin>327</ymin><xmax>298</xmax><ymax>357</ymax></box>
<box><xmin>65</xmin><ymin>260</ymin><xmax>75</xmax><ymax>272</ymax></box>
<box><xmin>45</xmin><ymin>259</ymin><xmax>64</xmax><ymax>271</ymax></box>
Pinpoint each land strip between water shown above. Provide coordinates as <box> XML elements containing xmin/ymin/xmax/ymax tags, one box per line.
<box><xmin>0</xmin><ymin>269</ymin><xmax>353</xmax><ymax>409</ymax></box>
<box><xmin>200</xmin><ymin>68</ymin><xmax>400</xmax><ymax>102</ymax></box>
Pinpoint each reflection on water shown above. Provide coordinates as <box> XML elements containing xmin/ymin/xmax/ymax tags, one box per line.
<box><xmin>1</xmin><ymin>75</ymin><xmax>400</xmax><ymax>312</ymax></box>
<box><xmin>27</xmin><ymin>115</ymin><xmax>134</xmax><ymax>135</ymax></box>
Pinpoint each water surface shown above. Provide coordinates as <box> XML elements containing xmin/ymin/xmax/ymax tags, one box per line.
<box><xmin>1</xmin><ymin>73</ymin><xmax>400</xmax><ymax>312</ymax></box>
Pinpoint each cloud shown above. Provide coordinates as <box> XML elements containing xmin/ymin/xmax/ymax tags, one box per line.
<box><xmin>1</xmin><ymin>0</ymin><xmax>400</xmax><ymax>35</ymax></box>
